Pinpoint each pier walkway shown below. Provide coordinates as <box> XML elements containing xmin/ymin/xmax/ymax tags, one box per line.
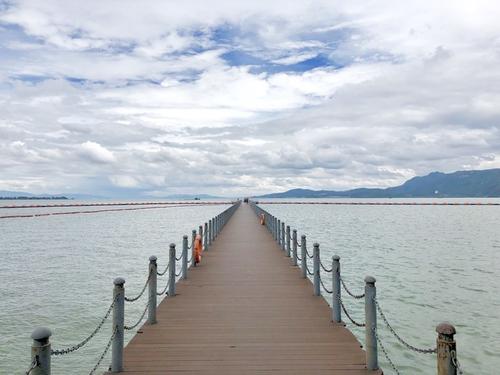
<box><xmin>117</xmin><ymin>203</ymin><xmax>377</xmax><ymax>374</ymax></box>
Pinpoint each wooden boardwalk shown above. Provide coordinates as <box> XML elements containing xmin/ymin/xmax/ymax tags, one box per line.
<box><xmin>116</xmin><ymin>203</ymin><xmax>380</xmax><ymax>374</ymax></box>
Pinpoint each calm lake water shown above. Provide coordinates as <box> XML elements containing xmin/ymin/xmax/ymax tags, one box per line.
<box><xmin>260</xmin><ymin>198</ymin><xmax>500</xmax><ymax>375</ymax></box>
<box><xmin>0</xmin><ymin>200</ymin><xmax>231</xmax><ymax>375</ymax></box>
<box><xmin>1</xmin><ymin>198</ymin><xmax>499</xmax><ymax>374</ymax></box>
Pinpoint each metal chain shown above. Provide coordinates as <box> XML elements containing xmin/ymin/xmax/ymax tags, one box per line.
<box><xmin>51</xmin><ymin>298</ymin><xmax>116</xmax><ymax>355</ymax></box>
<box><xmin>340</xmin><ymin>277</ymin><xmax>365</xmax><ymax>299</ymax></box>
<box><xmin>187</xmin><ymin>253</ymin><xmax>193</xmax><ymax>264</ymax></box>
<box><xmin>375</xmin><ymin>299</ymin><xmax>437</xmax><ymax>354</ymax></box>
<box><xmin>157</xmin><ymin>279</ymin><xmax>170</xmax><ymax>295</ymax></box>
<box><xmin>175</xmin><ymin>252</ymin><xmax>184</xmax><ymax>261</ymax></box>
<box><xmin>374</xmin><ymin>326</ymin><xmax>401</xmax><ymax>375</ymax></box>
<box><xmin>156</xmin><ymin>263</ymin><xmax>169</xmax><ymax>276</ymax></box>
<box><xmin>305</xmin><ymin>247</ymin><xmax>314</xmax><ymax>259</ymax></box>
<box><xmin>320</xmin><ymin>275</ymin><xmax>333</xmax><ymax>294</ymax></box>
<box><xmin>124</xmin><ymin>302</ymin><xmax>149</xmax><ymax>330</ymax></box>
<box><xmin>124</xmin><ymin>273</ymin><xmax>150</xmax><ymax>302</ymax></box>
<box><xmin>320</xmin><ymin>259</ymin><xmax>333</xmax><ymax>272</ymax></box>
<box><xmin>305</xmin><ymin>262</ymin><xmax>314</xmax><ymax>276</ymax></box>
<box><xmin>451</xmin><ymin>350</ymin><xmax>464</xmax><ymax>374</ymax></box>
<box><xmin>339</xmin><ymin>296</ymin><xmax>365</xmax><ymax>327</ymax></box>
<box><xmin>88</xmin><ymin>327</ymin><xmax>116</xmax><ymax>375</ymax></box>
<box><xmin>295</xmin><ymin>250</ymin><xmax>303</xmax><ymax>261</ymax></box>
<box><xmin>175</xmin><ymin>269</ymin><xmax>182</xmax><ymax>277</ymax></box>
<box><xmin>25</xmin><ymin>357</ymin><xmax>38</xmax><ymax>374</ymax></box>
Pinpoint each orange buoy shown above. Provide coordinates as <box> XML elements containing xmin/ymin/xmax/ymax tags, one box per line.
<box><xmin>260</xmin><ymin>213</ymin><xmax>265</xmax><ymax>225</ymax></box>
<box><xmin>194</xmin><ymin>234</ymin><xmax>203</xmax><ymax>265</ymax></box>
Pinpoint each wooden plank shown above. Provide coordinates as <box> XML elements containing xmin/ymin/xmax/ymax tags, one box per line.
<box><xmin>108</xmin><ymin>204</ymin><xmax>381</xmax><ymax>374</ymax></box>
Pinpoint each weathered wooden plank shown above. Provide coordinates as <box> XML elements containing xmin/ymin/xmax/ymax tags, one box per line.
<box><xmin>108</xmin><ymin>204</ymin><xmax>380</xmax><ymax>374</ymax></box>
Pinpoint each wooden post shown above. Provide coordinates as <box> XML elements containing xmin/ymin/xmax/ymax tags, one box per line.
<box><xmin>364</xmin><ymin>276</ymin><xmax>378</xmax><ymax>371</ymax></box>
<box><xmin>436</xmin><ymin>323</ymin><xmax>457</xmax><ymax>375</ymax></box>
<box><xmin>148</xmin><ymin>256</ymin><xmax>157</xmax><ymax>324</ymax></box>
<box><xmin>30</xmin><ymin>327</ymin><xmax>52</xmax><ymax>375</ymax></box>
<box><xmin>112</xmin><ymin>277</ymin><xmax>125</xmax><ymax>372</ymax></box>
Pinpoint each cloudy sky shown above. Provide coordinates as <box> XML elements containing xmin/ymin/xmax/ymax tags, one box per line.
<box><xmin>1</xmin><ymin>1</ymin><xmax>499</xmax><ymax>197</ymax></box>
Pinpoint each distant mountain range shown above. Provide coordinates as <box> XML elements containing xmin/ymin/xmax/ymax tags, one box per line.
<box><xmin>256</xmin><ymin>169</ymin><xmax>500</xmax><ymax>198</ymax></box>
<box><xmin>0</xmin><ymin>190</ymin><xmax>223</xmax><ymax>200</ymax></box>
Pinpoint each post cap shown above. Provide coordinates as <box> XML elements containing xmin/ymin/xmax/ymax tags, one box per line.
<box><xmin>301</xmin><ymin>234</ymin><xmax>306</xmax><ymax>239</ymax></box>
<box><xmin>31</xmin><ymin>327</ymin><xmax>52</xmax><ymax>341</ymax></box>
<box><xmin>192</xmin><ymin>229</ymin><xmax>197</xmax><ymax>233</ymax></box>
<box><xmin>293</xmin><ymin>229</ymin><xmax>297</xmax><ymax>233</ymax></box>
<box><xmin>332</xmin><ymin>255</ymin><xmax>340</xmax><ymax>261</ymax></box>
<box><xmin>436</xmin><ymin>322</ymin><xmax>456</xmax><ymax>336</ymax></box>
<box><xmin>169</xmin><ymin>243</ymin><xmax>176</xmax><ymax>248</ymax></box>
<box><xmin>364</xmin><ymin>275</ymin><xmax>376</xmax><ymax>284</ymax></box>
<box><xmin>183</xmin><ymin>235</ymin><xmax>188</xmax><ymax>239</ymax></box>
<box><xmin>114</xmin><ymin>277</ymin><xmax>125</xmax><ymax>286</ymax></box>
<box><xmin>313</xmin><ymin>242</ymin><xmax>320</xmax><ymax>248</ymax></box>
<box><xmin>149</xmin><ymin>255</ymin><xmax>157</xmax><ymax>262</ymax></box>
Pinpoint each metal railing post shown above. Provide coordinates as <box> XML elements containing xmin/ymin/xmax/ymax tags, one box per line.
<box><xmin>364</xmin><ymin>276</ymin><xmax>378</xmax><ymax>371</ymax></box>
<box><xmin>30</xmin><ymin>327</ymin><xmax>52</xmax><ymax>375</ymax></box>
<box><xmin>332</xmin><ymin>255</ymin><xmax>341</xmax><ymax>323</ymax></box>
<box><xmin>281</xmin><ymin>222</ymin><xmax>285</xmax><ymax>251</ymax></box>
<box><xmin>182</xmin><ymin>235</ymin><xmax>188</xmax><ymax>279</ymax></box>
<box><xmin>436</xmin><ymin>323</ymin><xmax>458</xmax><ymax>375</ymax></box>
<box><xmin>277</xmin><ymin>219</ymin><xmax>281</xmax><ymax>246</ymax></box>
<box><xmin>286</xmin><ymin>225</ymin><xmax>291</xmax><ymax>257</ymax></box>
<box><xmin>148</xmin><ymin>256</ymin><xmax>157</xmax><ymax>324</ymax></box>
<box><xmin>112</xmin><ymin>277</ymin><xmax>125</xmax><ymax>372</ymax></box>
<box><xmin>199</xmin><ymin>225</ymin><xmax>203</xmax><ymax>247</ymax></box>
<box><xmin>204</xmin><ymin>222</ymin><xmax>208</xmax><ymax>250</ymax></box>
<box><xmin>168</xmin><ymin>244</ymin><xmax>176</xmax><ymax>296</ymax></box>
<box><xmin>208</xmin><ymin>219</ymin><xmax>212</xmax><ymax>247</ymax></box>
<box><xmin>292</xmin><ymin>229</ymin><xmax>298</xmax><ymax>266</ymax></box>
<box><xmin>313</xmin><ymin>243</ymin><xmax>320</xmax><ymax>296</ymax></box>
<box><xmin>191</xmin><ymin>230</ymin><xmax>196</xmax><ymax>267</ymax></box>
<box><xmin>301</xmin><ymin>235</ymin><xmax>307</xmax><ymax>278</ymax></box>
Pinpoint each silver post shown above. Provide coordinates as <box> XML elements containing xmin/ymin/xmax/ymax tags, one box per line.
<box><xmin>191</xmin><ymin>230</ymin><xmax>196</xmax><ymax>267</ymax></box>
<box><xmin>286</xmin><ymin>225</ymin><xmax>291</xmax><ymax>257</ymax></box>
<box><xmin>281</xmin><ymin>222</ymin><xmax>285</xmax><ymax>251</ymax></box>
<box><xmin>208</xmin><ymin>219</ymin><xmax>212</xmax><ymax>247</ymax></box>
<box><xmin>313</xmin><ymin>243</ymin><xmax>320</xmax><ymax>296</ymax></box>
<box><xmin>364</xmin><ymin>276</ymin><xmax>378</xmax><ymax>371</ymax></box>
<box><xmin>199</xmin><ymin>225</ymin><xmax>203</xmax><ymax>247</ymax></box>
<box><xmin>182</xmin><ymin>235</ymin><xmax>188</xmax><ymax>279</ymax></box>
<box><xmin>332</xmin><ymin>255</ymin><xmax>341</xmax><ymax>323</ymax></box>
<box><xmin>168</xmin><ymin>244</ymin><xmax>176</xmax><ymax>296</ymax></box>
<box><xmin>436</xmin><ymin>323</ymin><xmax>457</xmax><ymax>375</ymax></box>
<box><xmin>112</xmin><ymin>277</ymin><xmax>125</xmax><ymax>372</ymax></box>
<box><xmin>204</xmin><ymin>222</ymin><xmax>208</xmax><ymax>250</ymax></box>
<box><xmin>277</xmin><ymin>219</ymin><xmax>281</xmax><ymax>246</ymax></box>
<box><xmin>292</xmin><ymin>230</ymin><xmax>298</xmax><ymax>266</ymax></box>
<box><xmin>301</xmin><ymin>235</ymin><xmax>307</xmax><ymax>278</ymax></box>
<box><xmin>30</xmin><ymin>327</ymin><xmax>51</xmax><ymax>375</ymax></box>
<box><xmin>148</xmin><ymin>256</ymin><xmax>157</xmax><ymax>324</ymax></box>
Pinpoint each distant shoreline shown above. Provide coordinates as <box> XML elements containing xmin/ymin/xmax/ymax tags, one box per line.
<box><xmin>0</xmin><ymin>196</ymin><xmax>69</xmax><ymax>200</ymax></box>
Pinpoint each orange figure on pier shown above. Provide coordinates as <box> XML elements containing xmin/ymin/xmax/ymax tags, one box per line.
<box><xmin>260</xmin><ymin>213</ymin><xmax>265</xmax><ymax>225</ymax></box>
<box><xmin>194</xmin><ymin>234</ymin><xmax>203</xmax><ymax>265</ymax></box>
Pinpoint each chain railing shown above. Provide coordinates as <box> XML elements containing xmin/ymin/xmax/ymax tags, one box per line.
<box><xmin>124</xmin><ymin>274</ymin><xmax>151</xmax><ymax>302</ymax></box>
<box><xmin>249</xmin><ymin>200</ymin><xmax>462</xmax><ymax>375</ymax></box>
<box><xmin>89</xmin><ymin>327</ymin><xmax>116</xmax><ymax>375</ymax></box>
<box><xmin>26</xmin><ymin>201</ymin><xmax>241</xmax><ymax>375</ymax></box>
<box><xmin>51</xmin><ymin>298</ymin><xmax>116</xmax><ymax>356</ymax></box>
<box><xmin>124</xmin><ymin>302</ymin><xmax>150</xmax><ymax>331</ymax></box>
<box><xmin>340</xmin><ymin>277</ymin><xmax>365</xmax><ymax>299</ymax></box>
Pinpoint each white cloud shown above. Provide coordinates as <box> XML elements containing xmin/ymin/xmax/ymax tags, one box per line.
<box><xmin>79</xmin><ymin>141</ymin><xmax>116</xmax><ymax>164</ymax></box>
<box><xmin>1</xmin><ymin>1</ymin><xmax>500</xmax><ymax>195</ymax></box>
